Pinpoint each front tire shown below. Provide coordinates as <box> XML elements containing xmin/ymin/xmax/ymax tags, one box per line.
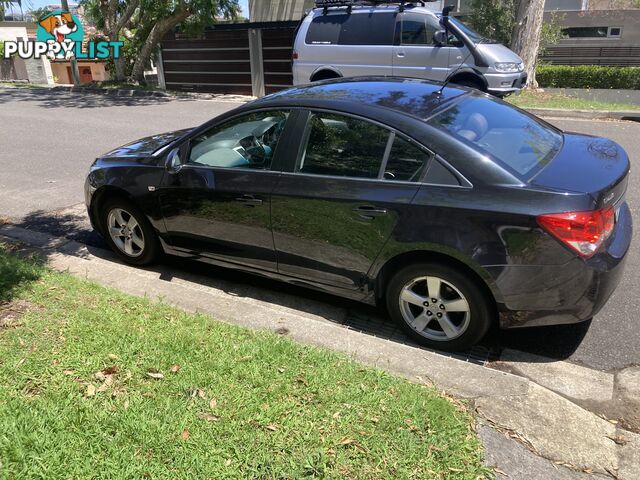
<box><xmin>100</xmin><ymin>198</ymin><xmax>161</xmax><ymax>266</ymax></box>
<box><xmin>386</xmin><ymin>262</ymin><xmax>493</xmax><ymax>351</ymax></box>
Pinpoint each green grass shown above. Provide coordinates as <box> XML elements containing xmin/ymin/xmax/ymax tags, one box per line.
<box><xmin>509</xmin><ymin>90</ymin><xmax>640</xmax><ymax>112</ymax></box>
<box><xmin>0</xmin><ymin>245</ymin><xmax>488</xmax><ymax>479</ymax></box>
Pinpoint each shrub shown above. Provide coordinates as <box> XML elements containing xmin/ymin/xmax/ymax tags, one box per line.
<box><xmin>536</xmin><ymin>65</ymin><xmax>640</xmax><ymax>90</ymax></box>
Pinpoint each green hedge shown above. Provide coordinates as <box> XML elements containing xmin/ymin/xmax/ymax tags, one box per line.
<box><xmin>536</xmin><ymin>65</ymin><xmax>640</xmax><ymax>90</ymax></box>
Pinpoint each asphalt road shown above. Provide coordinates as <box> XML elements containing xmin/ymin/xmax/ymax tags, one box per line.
<box><xmin>1</xmin><ymin>87</ymin><xmax>638</xmax><ymax>372</ymax></box>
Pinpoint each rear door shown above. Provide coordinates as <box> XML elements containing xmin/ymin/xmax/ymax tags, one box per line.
<box><xmin>158</xmin><ymin>109</ymin><xmax>294</xmax><ymax>272</ymax></box>
<box><xmin>393</xmin><ymin>13</ymin><xmax>450</xmax><ymax>81</ymax></box>
<box><xmin>270</xmin><ymin>110</ymin><xmax>431</xmax><ymax>289</ymax></box>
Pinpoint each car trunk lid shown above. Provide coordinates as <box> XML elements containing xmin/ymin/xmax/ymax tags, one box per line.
<box><xmin>531</xmin><ymin>133</ymin><xmax>630</xmax><ymax>209</ymax></box>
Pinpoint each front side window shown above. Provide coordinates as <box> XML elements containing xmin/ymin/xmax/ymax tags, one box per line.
<box><xmin>401</xmin><ymin>16</ymin><xmax>439</xmax><ymax>45</ymax></box>
<box><xmin>188</xmin><ymin>110</ymin><xmax>289</xmax><ymax>169</ymax></box>
<box><xmin>428</xmin><ymin>97</ymin><xmax>562</xmax><ymax>178</ymax></box>
<box><xmin>299</xmin><ymin>112</ymin><xmax>390</xmax><ymax>179</ymax></box>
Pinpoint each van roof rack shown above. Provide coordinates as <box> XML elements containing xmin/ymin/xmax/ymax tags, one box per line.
<box><xmin>314</xmin><ymin>1</ymin><xmax>428</xmax><ymax>14</ymax></box>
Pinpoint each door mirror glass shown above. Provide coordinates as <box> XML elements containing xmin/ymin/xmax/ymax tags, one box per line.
<box><xmin>434</xmin><ymin>30</ymin><xmax>447</xmax><ymax>45</ymax></box>
<box><xmin>166</xmin><ymin>147</ymin><xmax>182</xmax><ymax>174</ymax></box>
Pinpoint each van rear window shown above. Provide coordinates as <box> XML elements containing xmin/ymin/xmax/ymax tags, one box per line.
<box><xmin>306</xmin><ymin>12</ymin><xmax>395</xmax><ymax>46</ymax></box>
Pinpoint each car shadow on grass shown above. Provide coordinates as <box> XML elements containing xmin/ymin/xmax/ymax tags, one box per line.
<box><xmin>7</xmin><ymin>208</ymin><xmax>590</xmax><ymax>365</ymax></box>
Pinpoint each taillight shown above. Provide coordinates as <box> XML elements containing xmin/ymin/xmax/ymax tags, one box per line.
<box><xmin>537</xmin><ymin>207</ymin><xmax>615</xmax><ymax>258</ymax></box>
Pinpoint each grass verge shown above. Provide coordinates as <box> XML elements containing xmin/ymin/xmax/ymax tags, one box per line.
<box><xmin>0</xmin><ymin>245</ymin><xmax>487</xmax><ymax>479</ymax></box>
<box><xmin>509</xmin><ymin>90</ymin><xmax>640</xmax><ymax>112</ymax></box>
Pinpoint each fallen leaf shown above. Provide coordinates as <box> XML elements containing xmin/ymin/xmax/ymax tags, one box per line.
<box><xmin>225</xmin><ymin>459</ymin><xmax>232</xmax><ymax>466</ymax></box>
<box><xmin>103</xmin><ymin>366</ymin><xmax>118</xmax><ymax>375</ymax></box>
<box><xmin>339</xmin><ymin>437</ymin><xmax>355</xmax><ymax>446</ymax></box>
<box><xmin>63</xmin><ymin>369</ymin><xmax>74</xmax><ymax>375</ymax></box>
<box><xmin>181</xmin><ymin>429</ymin><xmax>190</xmax><ymax>440</ymax></box>
<box><xmin>85</xmin><ymin>384</ymin><xmax>96</xmax><ymax>397</ymax></box>
<box><xmin>266</xmin><ymin>424</ymin><xmax>278</xmax><ymax>431</ymax></box>
<box><xmin>94</xmin><ymin>371</ymin><xmax>107</xmax><ymax>382</ymax></box>
<box><xmin>143</xmin><ymin>392</ymin><xmax>154</xmax><ymax>398</ymax></box>
<box><xmin>606</xmin><ymin>435</ymin><xmax>628</xmax><ymax>445</ymax></box>
<box><xmin>107</xmin><ymin>354</ymin><xmax>118</xmax><ymax>360</ymax></box>
<box><xmin>200</xmin><ymin>413</ymin><xmax>220</xmax><ymax>422</ymax></box>
<box><xmin>332</xmin><ymin>411</ymin><xmax>340</xmax><ymax>419</ymax></box>
<box><xmin>123</xmin><ymin>400</ymin><xmax>130</xmax><ymax>410</ymax></box>
<box><xmin>277</xmin><ymin>368</ymin><xmax>285</xmax><ymax>374</ymax></box>
<box><xmin>146</xmin><ymin>371</ymin><xmax>164</xmax><ymax>380</ymax></box>
<box><xmin>170</xmin><ymin>364</ymin><xmax>181</xmax><ymax>373</ymax></box>
<box><xmin>209</xmin><ymin>398</ymin><xmax>218</xmax><ymax>410</ymax></box>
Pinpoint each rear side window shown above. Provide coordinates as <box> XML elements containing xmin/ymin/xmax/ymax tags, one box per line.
<box><xmin>298</xmin><ymin>112</ymin><xmax>390</xmax><ymax>178</ymax></box>
<box><xmin>306</xmin><ymin>12</ymin><xmax>395</xmax><ymax>45</ymax></box>
<box><xmin>428</xmin><ymin>97</ymin><xmax>562</xmax><ymax>178</ymax></box>
<box><xmin>384</xmin><ymin>137</ymin><xmax>430</xmax><ymax>182</ymax></box>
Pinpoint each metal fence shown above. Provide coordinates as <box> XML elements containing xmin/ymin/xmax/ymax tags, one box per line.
<box><xmin>160</xmin><ymin>22</ymin><xmax>297</xmax><ymax>96</ymax></box>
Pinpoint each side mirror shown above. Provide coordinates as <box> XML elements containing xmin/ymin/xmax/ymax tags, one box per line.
<box><xmin>166</xmin><ymin>147</ymin><xmax>183</xmax><ymax>174</ymax></box>
<box><xmin>434</xmin><ymin>30</ymin><xmax>447</xmax><ymax>46</ymax></box>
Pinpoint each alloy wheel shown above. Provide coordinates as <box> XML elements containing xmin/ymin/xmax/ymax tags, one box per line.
<box><xmin>107</xmin><ymin>208</ymin><xmax>146</xmax><ymax>258</ymax></box>
<box><xmin>398</xmin><ymin>275</ymin><xmax>471</xmax><ymax>342</ymax></box>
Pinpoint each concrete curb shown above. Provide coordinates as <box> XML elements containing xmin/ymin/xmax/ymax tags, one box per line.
<box><xmin>51</xmin><ymin>85</ymin><xmax>171</xmax><ymax>98</ymax></box>
<box><xmin>1</xmin><ymin>225</ymin><xmax>639</xmax><ymax>478</ymax></box>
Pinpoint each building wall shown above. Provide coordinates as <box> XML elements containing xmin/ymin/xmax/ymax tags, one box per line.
<box><xmin>546</xmin><ymin>9</ymin><xmax>640</xmax><ymax>46</ymax></box>
<box><xmin>50</xmin><ymin>62</ymin><xmax>110</xmax><ymax>84</ymax></box>
<box><xmin>249</xmin><ymin>0</ymin><xmax>313</xmax><ymax>22</ymax></box>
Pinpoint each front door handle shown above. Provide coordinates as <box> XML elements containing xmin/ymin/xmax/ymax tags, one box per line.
<box><xmin>235</xmin><ymin>194</ymin><xmax>263</xmax><ymax>207</ymax></box>
<box><xmin>354</xmin><ymin>205</ymin><xmax>387</xmax><ymax>219</ymax></box>
<box><xmin>396</xmin><ymin>52</ymin><xmax>405</xmax><ymax>58</ymax></box>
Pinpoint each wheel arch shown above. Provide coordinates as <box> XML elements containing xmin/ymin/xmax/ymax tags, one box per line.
<box><xmin>449</xmin><ymin>70</ymin><xmax>488</xmax><ymax>91</ymax></box>
<box><xmin>310</xmin><ymin>67</ymin><xmax>343</xmax><ymax>82</ymax></box>
<box><xmin>373</xmin><ymin>250</ymin><xmax>500</xmax><ymax>315</ymax></box>
<box><xmin>89</xmin><ymin>185</ymin><xmax>136</xmax><ymax>235</ymax></box>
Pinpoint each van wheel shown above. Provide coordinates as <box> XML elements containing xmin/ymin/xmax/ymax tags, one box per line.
<box><xmin>100</xmin><ymin>197</ymin><xmax>161</xmax><ymax>266</ymax></box>
<box><xmin>310</xmin><ymin>70</ymin><xmax>341</xmax><ymax>82</ymax></box>
<box><xmin>385</xmin><ymin>262</ymin><xmax>492</xmax><ymax>352</ymax></box>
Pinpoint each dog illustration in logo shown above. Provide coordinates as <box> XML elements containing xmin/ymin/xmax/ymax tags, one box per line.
<box><xmin>39</xmin><ymin>12</ymin><xmax>78</xmax><ymax>43</ymax></box>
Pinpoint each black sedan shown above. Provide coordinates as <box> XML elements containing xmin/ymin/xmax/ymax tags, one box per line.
<box><xmin>85</xmin><ymin>78</ymin><xmax>632</xmax><ymax>351</ymax></box>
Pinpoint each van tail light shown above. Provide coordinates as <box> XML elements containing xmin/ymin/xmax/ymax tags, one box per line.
<box><xmin>537</xmin><ymin>207</ymin><xmax>615</xmax><ymax>258</ymax></box>
<box><xmin>292</xmin><ymin>50</ymin><xmax>299</xmax><ymax>60</ymax></box>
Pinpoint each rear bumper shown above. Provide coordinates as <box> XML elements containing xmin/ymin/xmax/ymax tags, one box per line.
<box><xmin>487</xmin><ymin>202</ymin><xmax>632</xmax><ymax>329</ymax></box>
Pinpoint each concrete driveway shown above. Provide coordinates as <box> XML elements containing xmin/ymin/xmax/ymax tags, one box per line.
<box><xmin>1</xmin><ymin>86</ymin><xmax>638</xmax><ymax>372</ymax></box>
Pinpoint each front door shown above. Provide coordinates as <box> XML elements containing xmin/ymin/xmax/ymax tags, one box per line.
<box><xmin>393</xmin><ymin>13</ymin><xmax>451</xmax><ymax>82</ymax></box>
<box><xmin>271</xmin><ymin>110</ymin><xmax>430</xmax><ymax>289</ymax></box>
<box><xmin>158</xmin><ymin>109</ymin><xmax>292</xmax><ymax>272</ymax></box>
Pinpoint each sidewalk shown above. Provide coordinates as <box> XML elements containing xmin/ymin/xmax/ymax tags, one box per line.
<box><xmin>1</xmin><ymin>224</ymin><xmax>638</xmax><ymax>479</ymax></box>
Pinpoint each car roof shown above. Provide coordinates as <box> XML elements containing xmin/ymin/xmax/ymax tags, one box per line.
<box><xmin>250</xmin><ymin>77</ymin><xmax>470</xmax><ymax>121</ymax></box>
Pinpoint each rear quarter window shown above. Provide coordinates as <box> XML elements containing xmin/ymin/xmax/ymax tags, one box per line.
<box><xmin>427</xmin><ymin>96</ymin><xmax>562</xmax><ymax>178</ymax></box>
<box><xmin>306</xmin><ymin>12</ymin><xmax>395</xmax><ymax>45</ymax></box>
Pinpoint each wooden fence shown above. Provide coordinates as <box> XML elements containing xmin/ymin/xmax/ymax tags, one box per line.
<box><xmin>160</xmin><ymin>22</ymin><xmax>297</xmax><ymax>96</ymax></box>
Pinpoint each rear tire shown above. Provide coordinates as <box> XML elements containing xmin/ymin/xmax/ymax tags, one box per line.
<box><xmin>385</xmin><ymin>262</ymin><xmax>493</xmax><ymax>351</ymax></box>
<box><xmin>100</xmin><ymin>197</ymin><xmax>161</xmax><ymax>266</ymax></box>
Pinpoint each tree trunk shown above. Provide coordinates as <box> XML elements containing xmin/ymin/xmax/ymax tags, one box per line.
<box><xmin>511</xmin><ymin>0</ymin><xmax>545</xmax><ymax>88</ymax></box>
<box><xmin>130</xmin><ymin>10</ymin><xmax>190</xmax><ymax>84</ymax></box>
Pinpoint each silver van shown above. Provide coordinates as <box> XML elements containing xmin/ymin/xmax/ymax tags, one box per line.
<box><xmin>292</xmin><ymin>1</ymin><xmax>527</xmax><ymax>96</ymax></box>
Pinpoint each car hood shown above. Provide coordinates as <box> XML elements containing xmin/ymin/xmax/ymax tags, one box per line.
<box><xmin>476</xmin><ymin>43</ymin><xmax>523</xmax><ymax>66</ymax></box>
<box><xmin>101</xmin><ymin>128</ymin><xmax>192</xmax><ymax>158</ymax></box>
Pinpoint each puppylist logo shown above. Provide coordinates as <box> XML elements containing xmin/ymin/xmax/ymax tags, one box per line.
<box><xmin>3</xmin><ymin>10</ymin><xmax>123</xmax><ymax>61</ymax></box>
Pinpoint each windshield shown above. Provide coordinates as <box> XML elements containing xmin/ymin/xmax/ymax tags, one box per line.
<box><xmin>446</xmin><ymin>17</ymin><xmax>484</xmax><ymax>43</ymax></box>
<box><xmin>427</xmin><ymin>96</ymin><xmax>563</xmax><ymax>179</ymax></box>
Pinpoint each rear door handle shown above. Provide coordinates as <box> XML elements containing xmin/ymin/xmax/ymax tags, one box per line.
<box><xmin>354</xmin><ymin>205</ymin><xmax>387</xmax><ymax>219</ymax></box>
<box><xmin>235</xmin><ymin>194</ymin><xmax>263</xmax><ymax>207</ymax></box>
